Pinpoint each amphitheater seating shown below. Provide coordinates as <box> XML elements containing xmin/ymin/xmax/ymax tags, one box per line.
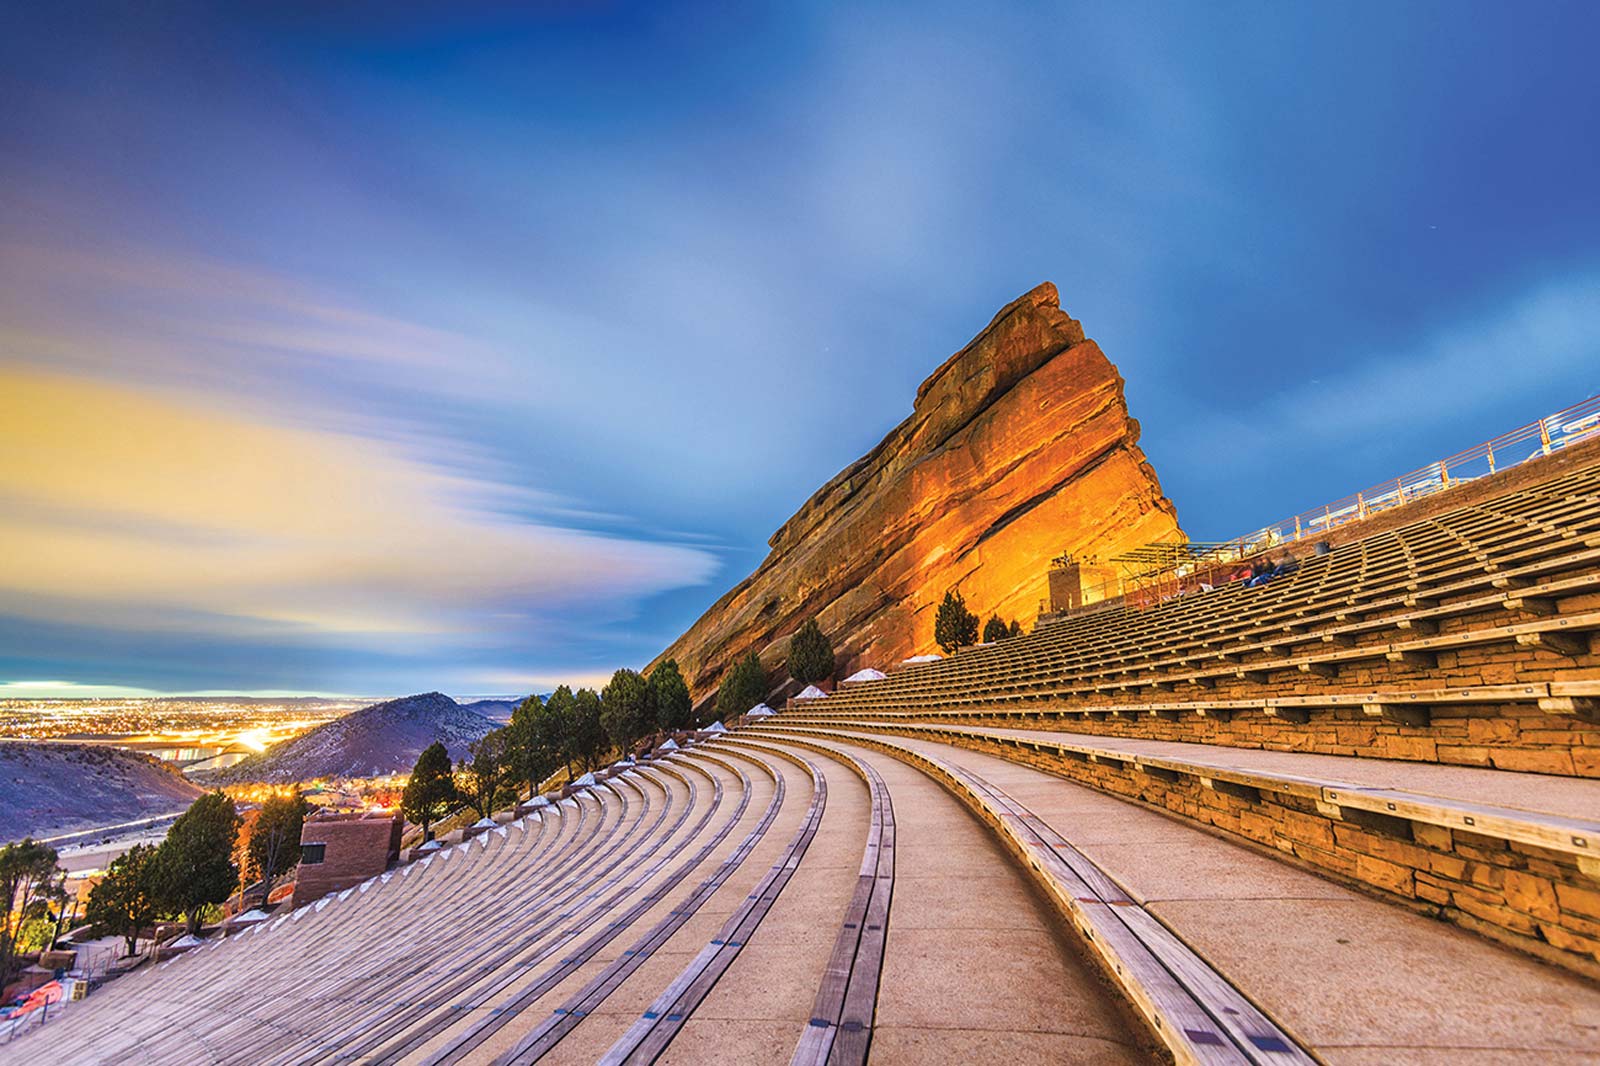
<box><xmin>8</xmin><ymin>455</ymin><xmax>1600</xmax><ymax>1065</ymax></box>
<box><xmin>797</xmin><ymin>458</ymin><xmax>1600</xmax><ymax>781</ymax></box>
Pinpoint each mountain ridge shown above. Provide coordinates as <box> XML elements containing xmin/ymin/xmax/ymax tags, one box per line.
<box><xmin>214</xmin><ymin>692</ymin><xmax>496</xmax><ymax>783</ymax></box>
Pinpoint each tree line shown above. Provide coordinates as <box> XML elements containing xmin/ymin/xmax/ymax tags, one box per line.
<box><xmin>1</xmin><ymin>788</ymin><xmax>313</xmax><ymax>973</ymax></box>
<box><xmin>401</xmin><ymin>622</ymin><xmax>842</xmax><ymax>839</ymax></box>
<box><xmin>400</xmin><ymin>660</ymin><xmax>699</xmax><ymax>840</ymax></box>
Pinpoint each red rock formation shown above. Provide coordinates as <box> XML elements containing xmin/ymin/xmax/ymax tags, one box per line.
<box><xmin>654</xmin><ymin>283</ymin><xmax>1183</xmax><ymax>707</ymax></box>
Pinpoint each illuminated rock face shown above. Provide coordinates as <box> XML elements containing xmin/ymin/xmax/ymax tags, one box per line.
<box><xmin>655</xmin><ymin>282</ymin><xmax>1183</xmax><ymax>706</ymax></box>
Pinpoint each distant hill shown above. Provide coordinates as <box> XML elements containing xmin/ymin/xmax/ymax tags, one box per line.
<box><xmin>214</xmin><ymin>692</ymin><xmax>497</xmax><ymax>783</ymax></box>
<box><xmin>0</xmin><ymin>742</ymin><xmax>205</xmax><ymax>843</ymax></box>
<box><xmin>459</xmin><ymin>697</ymin><xmax>527</xmax><ymax>723</ymax></box>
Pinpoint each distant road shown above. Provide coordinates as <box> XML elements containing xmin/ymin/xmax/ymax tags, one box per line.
<box><xmin>40</xmin><ymin>811</ymin><xmax>186</xmax><ymax>848</ymax></box>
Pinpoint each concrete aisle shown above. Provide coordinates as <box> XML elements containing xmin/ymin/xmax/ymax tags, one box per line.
<box><xmin>952</xmin><ymin>725</ymin><xmax>1600</xmax><ymax>819</ymax></box>
<box><xmin>656</xmin><ymin>743</ymin><xmax>871</xmax><ymax>1065</ymax></box>
<box><xmin>802</xmin><ymin>736</ymin><xmax>1151</xmax><ymax>1065</ymax></box>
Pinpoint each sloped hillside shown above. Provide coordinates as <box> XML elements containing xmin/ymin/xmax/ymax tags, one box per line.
<box><xmin>0</xmin><ymin>742</ymin><xmax>205</xmax><ymax>843</ymax></box>
<box><xmin>215</xmin><ymin>692</ymin><xmax>496</xmax><ymax>783</ymax></box>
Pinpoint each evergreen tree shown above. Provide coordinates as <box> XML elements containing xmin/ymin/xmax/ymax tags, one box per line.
<box><xmin>1009</xmin><ymin>619</ymin><xmax>1024</xmax><ymax>639</ymax></box>
<box><xmin>402</xmin><ymin>741</ymin><xmax>458</xmax><ymax>842</ymax></box>
<box><xmin>571</xmin><ymin>688</ymin><xmax>607</xmax><ymax>771</ymax></box>
<box><xmin>933</xmin><ymin>589</ymin><xmax>980</xmax><ymax>653</ymax></box>
<box><xmin>715</xmin><ymin>650</ymin><xmax>768</xmax><ymax>721</ymax></box>
<box><xmin>787</xmin><ymin>618</ymin><xmax>836</xmax><ymax>685</ymax></box>
<box><xmin>0</xmin><ymin>838</ymin><xmax>62</xmax><ymax>981</ymax></box>
<box><xmin>508</xmin><ymin>694</ymin><xmax>559</xmax><ymax>793</ymax></box>
<box><xmin>602</xmin><ymin>669</ymin><xmax>654</xmax><ymax>753</ymax></box>
<box><xmin>153</xmin><ymin>791</ymin><xmax>241</xmax><ymax>935</ymax></box>
<box><xmin>983</xmin><ymin>615</ymin><xmax>1009</xmax><ymax>643</ymax></box>
<box><xmin>247</xmin><ymin>793</ymin><xmax>311</xmax><ymax>891</ymax></box>
<box><xmin>457</xmin><ymin>729</ymin><xmax>514</xmax><ymax>820</ymax></box>
<box><xmin>86</xmin><ymin>843</ymin><xmax>163</xmax><ymax>957</ymax></box>
<box><xmin>541</xmin><ymin>686</ymin><xmax>580</xmax><ymax>779</ymax></box>
<box><xmin>650</xmin><ymin>659</ymin><xmax>694</xmax><ymax>732</ymax></box>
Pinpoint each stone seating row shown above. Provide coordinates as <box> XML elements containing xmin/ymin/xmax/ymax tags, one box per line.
<box><xmin>815</xmin><ymin>460</ymin><xmax>1600</xmax><ymax>713</ymax></box>
<box><xmin>797</xmin><ymin>463</ymin><xmax>1600</xmax><ymax>772</ymax></box>
<box><xmin>16</xmin><ymin>749</ymin><xmax>832</xmax><ymax>1066</ymax></box>
<box><xmin>454</xmin><ymin>747</ymin><xmax>794</xmax><ymax>1066</ymax></box>
<box><xmin>30</xmin><ymin>770</ymin><xmax>642</xmax><ymax>1063</ymax></box>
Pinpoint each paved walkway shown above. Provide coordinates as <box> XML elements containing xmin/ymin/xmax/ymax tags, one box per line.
<box><xmin>793</xmin><ymin>735</ymin><xmax>1151</xmax><ymax>1065</ymax></box>
<box><xmin>833</xmin><ymin>721</ymin><xmax>1600</xmax><ymax>821</ymax></box>
<box><xmin>835</xmin><ymin>730</ymin><xmax>1600</xmax><ymax>1065</ymax></box>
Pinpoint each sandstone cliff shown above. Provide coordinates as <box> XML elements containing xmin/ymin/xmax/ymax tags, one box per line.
<box><xmin>655</xmin><ymin>282</ymin><xmax>1183</xmax><ymax>707</ymax></box>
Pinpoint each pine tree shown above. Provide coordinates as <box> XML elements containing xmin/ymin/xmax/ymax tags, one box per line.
<box><xmin>86</xmin><ymin>843</ymin><xmax>162</xmax><ymax>957</ymax></box>
<box><xmin>787</xmin><ymin>618</ymin><xmax>836</xmax><ymax>685</ymax></box>
<box><xmin>602</xmin><ymin>669</ymin><xmax>654</xmax><ymax>753</ymax></box>
<box><xmin>402</xmin><ymin>741</ymin><xmax>458</xmax><ymax>842</ymax></box>
<box><xmin>541</xmin><ymin>686</ymin><xmax>579</xmax><ymax>779</ymax></box>
<box><xmin>982</xmin><ymin>615</ymin><xmax>1009</xmax><ymax>643</ymax></box>
<box><xmin>0</xmin><ymin>838</ymin><xmax>62</xmax><ymax>981</ymax></box>
<box><xmin>457</xmin><ymin>729</ymin><xmax>513</xmax><ymax>820</ymax></box>
<box><xmin>153</xmin><ymin>791</ymin><xmax>240</xmax><ymax>935</ymax></box>
<box><xmin>650</xmin><ymin>659</ymin><xmax>694</xmax><ymax>732</ymax></box>
<box><xmin>571</xmin><ymin>688</ymin><xmax>607</xmax><ymax>771</ymax></box>
<box><xmin>715</xmin><ymin>650</ymin><xmax>768</xmax><ymax>722</ymax></box>
<box><xmin>934</xmin><ymin>589</ymin><xmax>980</xmax><ymax>653</ymax></box>
<box><xmin>247</xmin><ymin>793</ymin><xmax>310</xmax><ymax>891</ymax></box>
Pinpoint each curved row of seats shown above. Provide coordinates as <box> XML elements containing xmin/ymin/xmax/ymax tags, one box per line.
<box><xmin>801</xmin><ymin>458</ymin><xmax>1600</xmax><ymax>778</ymax></box>
<box><xmin>16</xmin><ymin>715</ymin><xmax>1596</xmax><ymax>1063</ymax></box>
<box><xmin>5</xmin><ymin>749</ymin><xmax>834</xmax><ymax>1065</ymax></box>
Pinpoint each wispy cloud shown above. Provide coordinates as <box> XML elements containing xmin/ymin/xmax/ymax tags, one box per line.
<box><xmin>0</xmin><ymin>367</ymin><xmax>718</xmax><ymax>648</ymax></box>
<box><xmin>1159</xmin><ymin>267</ymin><xmax>1600</xmax><ymax>530</ymax></box>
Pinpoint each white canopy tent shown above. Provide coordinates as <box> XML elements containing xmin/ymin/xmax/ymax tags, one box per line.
<box><xmin>793</xmin><ymin>684</ymin><xmax>828</xmax><ymax>700</ymax></box>
<box><xmin>746</xmin><ymin>703</ymin><xmax>777</xmax><ymax>718</ymax></box>
<box><xmin>903</xmin><ymin>654</ymin><xmax>943</xmax><ymax>664</ymax></box>
<box><xmin>843</xmin><ymin>668</ymin><xmax>887</xmax><ymax>683</ymax></box>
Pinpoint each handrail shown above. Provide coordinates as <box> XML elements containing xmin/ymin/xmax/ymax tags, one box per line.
<box><xmin>1046</xmin><ymin>392</ymin><xmax>1600</xmax><ymax>619</ymax></box>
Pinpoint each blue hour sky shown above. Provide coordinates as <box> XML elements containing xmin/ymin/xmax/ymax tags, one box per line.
<box><xmin>2</xmin><ymin>2</ymin><xmax>1597</xmax><ymax>698</ymax></box>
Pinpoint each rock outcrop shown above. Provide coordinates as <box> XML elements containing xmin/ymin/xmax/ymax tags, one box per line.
<box><xmin>654</xmin><ymin>282</ymin><xmax>1183</xmax><ymax>708</ymax></box>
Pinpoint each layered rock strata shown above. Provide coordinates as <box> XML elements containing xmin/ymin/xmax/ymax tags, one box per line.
<box><xmin>655</xmin><ymin>282</ymin><xmax>1182</xmax><ymax>706</ymax></box>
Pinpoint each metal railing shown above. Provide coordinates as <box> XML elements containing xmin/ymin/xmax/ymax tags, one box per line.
<box><xmin>1042</xmin><ymin>392</ymin><xmax>1600</xmax><ymax>621</ymax></box>
<box><xmin>1227</xmin><ymin>392</ymin><xmax>1600</xmax><ymax>554</ymax></box>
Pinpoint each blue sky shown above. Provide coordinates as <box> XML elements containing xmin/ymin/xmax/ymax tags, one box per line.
<box><xmin>2</xmin><ymin>2</ymin><xmax>1596</xmax><ymax>698</ymax></box>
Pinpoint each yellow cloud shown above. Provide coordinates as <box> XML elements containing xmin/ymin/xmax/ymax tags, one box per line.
<box><xmin>0</xmin><ymin>367</ymin><xmax>715</xmax><ymax>640</ymax></box>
